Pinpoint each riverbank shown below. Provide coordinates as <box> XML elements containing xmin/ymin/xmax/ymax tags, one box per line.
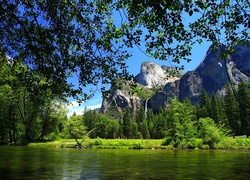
<box><xmin>27</xmin><ymin>137</ymin><xmax>250</xmax><ymax>150</ymax></box>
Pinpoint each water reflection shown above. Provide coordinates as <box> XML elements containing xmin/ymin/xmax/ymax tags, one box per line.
<box><xmin>0</xmin><ymin>147</ymin><xmax>250</xmax><ymax>179</ymax></box>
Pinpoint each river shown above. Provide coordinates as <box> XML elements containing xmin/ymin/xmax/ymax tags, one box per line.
<box><xmin>0</xmin><ymin>146</ymin><xmax>250</xmax><ymax>179</ymax></box>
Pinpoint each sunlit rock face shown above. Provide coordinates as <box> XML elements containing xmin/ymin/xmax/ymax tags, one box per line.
<box><xmin>137</xmin><ymin>61</ymin><xmax>175</xmax><ymax>88</ymax></box>
<box><xmin>101</xmin><ymin>62</ymin><xmax>179</xmax><ymax>113</ymax></box>
<box><xmin>102</xmin><ymin>43</ymin><xmax>250</xmax><ymax>113</ymax></box>
<box><xmin>148</xmin><ymin>43</ymin><xmax>250</xmax><ymax>112</ymax></box>
<box><xmin>101</xmin><ymin>87</ymin><xmax>144</xmax><ymax>113</ymax></box>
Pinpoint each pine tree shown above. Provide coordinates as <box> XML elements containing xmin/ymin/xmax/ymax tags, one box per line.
<box><xmin>210</xmin><ymin>93</ymin><xmax>220</xmax><ymax>124</ymax></box>
<box><xmin>224</xmin><ymin>83</ymin><xmax>240</xmax><ymax>136</ymax></box>
<box><xmin>199</xmin><ymin>89</ymin><xmax>211</xmax><ymax>118</ymax></box>
<box><xmin>237</xmin><ymin>82</ymin><xmax>250</xmax><ymax>137</ymax></box>
<box><xmin>123</xmin><ymin>107</ymin><xmax>132</xmax><ymax>139</ymax></box>
<box><xmin>139</xmin><ymin>120</ymin><xmax>150</xmax><ymax>139</ymax></box>
<box><xmin>135</xmin><ymin>106</ymin><xmax>146</xmax><ymax>124</ymax></box>
<box><xmin>147</xmin><ymin>109</ymin><xmax>155</xmax><ymax>138</ymax></box>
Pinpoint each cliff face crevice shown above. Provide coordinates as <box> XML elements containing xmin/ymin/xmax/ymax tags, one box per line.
<box><xmin>101</xmin><ymin>43</ymin><xmax>250</xmax><ymax>113</ymax></box>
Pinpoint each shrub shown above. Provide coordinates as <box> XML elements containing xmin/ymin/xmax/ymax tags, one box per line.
<box><xmin>161</xmin><ymin>137</ymin><xmax>172</xmax><ymax>146</ymax></box>
<box><xmin>198</xmin><ymin>117</ymin><xmax>226</xmax><ymax>149</ymax></box>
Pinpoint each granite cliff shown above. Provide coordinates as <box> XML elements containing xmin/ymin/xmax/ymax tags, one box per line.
<box><xmin>101</xmin><ymin>43</ymin><xmax>250</xmax><ymax>113</ymax></box>
<box><xmin>101</xmin><ymin>62</ymin><xmax>178</xmax><ymax>113</ymax></box>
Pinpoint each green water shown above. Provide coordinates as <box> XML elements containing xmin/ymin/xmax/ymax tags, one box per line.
<box><xmin>0</xmin><ymin>147</ymin><xmax>250</xmax><ymax>179</ymax></box>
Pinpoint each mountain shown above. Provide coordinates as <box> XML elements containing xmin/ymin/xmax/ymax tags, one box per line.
<box><xmin>136</xmin><ymin>61</ymin><xmax>179</xmax><ymax>88</ymax></box>
<box><xmin>101</xmin><ymin>62</ymin><xmax>179</xmax><ymax>113</ymax></box>
<box><xmin>101</xmin><ymin>43</ymin><xmax>250</xmax><ymax>113</ymax></box>
<box><xmin>148</xmin><ymin>43</ymin><xmax>250</xmax><ymax>112</ymax></box>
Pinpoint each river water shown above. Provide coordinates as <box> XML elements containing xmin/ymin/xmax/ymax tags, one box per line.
<box><xmin>0</xmin><ymin>146</ymin><xmax>250</xmax><ymax>179</ymax></box>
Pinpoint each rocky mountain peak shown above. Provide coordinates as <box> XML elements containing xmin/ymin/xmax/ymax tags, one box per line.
<box><xmin>101</xmin><ymin>42</ymin><xmax>250</xmax><ymax>113</ymax></box>
<box><xmin>148</xmin><ymin>42</ymin><xmax>250</xmax><ymax>111</ymax></box>
<box><xmin>136</xmin><ymin>61</ymin><xmax>177</xmax><ymax>88</ymax></box>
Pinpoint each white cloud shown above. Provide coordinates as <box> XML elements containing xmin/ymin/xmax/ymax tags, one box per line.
<box><xmin>67</xmin><ymin>102</ymin><xmax>102</xmax><ymax>118</ymax></box>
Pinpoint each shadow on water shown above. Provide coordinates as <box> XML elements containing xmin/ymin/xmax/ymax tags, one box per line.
<box><xmin>1</xmin><ymin>147</ymin><xmax>250</xmax><ymax>179</ymax></box>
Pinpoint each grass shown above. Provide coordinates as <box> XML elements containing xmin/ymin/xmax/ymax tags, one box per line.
<box><xmin>27</xmin><ymin>137</ymin><xmax>250</xmax><ymax>150</ymax></box>
<box><xmin>28</xmin><ymin>139</ymin><xmax>166</xmax><ymax>149</ymax></box>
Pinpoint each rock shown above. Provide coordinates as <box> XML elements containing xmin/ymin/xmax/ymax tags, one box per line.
<box><xmin>148</xmin><ymin>80</ymin><xmax>180</xmax><ymax>112</ymax></box>
<box><xmin>101</xmin><ymin>62</ymin><xmax>180</xmax><ymax>113</ymax></box>
<box><xmin>101</xmin><ymin>42</ymin><xmax>250</xmax><ymax>113</ymax></box>
<box><xmin>148</xmin><ymin>43</ymin><xmax>250</xmax><ymax>112</ymax></box>
<box><xmin>101</xmin><ymin>87</ymin><xmax>144</xmax><ymax>113</ymax></box>
<box><xmin>137</xmin><ymin>61</ymin><xmax>177</xmax><ymax>88</ymax></box>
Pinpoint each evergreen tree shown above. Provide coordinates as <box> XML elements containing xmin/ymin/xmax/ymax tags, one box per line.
<box><xmin>139</xmin><ymin>120</ymin><xmax>150</xmax><ymax>139</ymax></box>
<box><xmin>153</xmin><ymin>107</ymin><xmax>167</xmax><ymax>139</ymax></box>
<box><xmin>135</xmin><ymin>106</ymin><xmax>146</xmax><ymax>124</ymax></box>
<box><xmin>217</xmin><ymin>99</ymin><xmax>229</xmax><ymax>127</ymax></box>
<box><xmin>83</xmin><ymin>110</ymin><xmax>99</xmax><ymax>138</ymax></box>
<box><xmin>147</xmin><ymin>109</ymin><xmax>155</xmax><ymax>138</ymax></box>
<box><xmin>224</xmin><ymin>83</ymin><xmax>240</xmax><ymax>136</ymax></box>
<box><xmin>199</xmin><ymin>89</ymin><xmax>211</xmax><ymax>118</ymax></box>
<box><xmin>210</xmin><ymin>93</ymin><xmax>220</xmax><ymax>124</ymax></box>
<box><xmin>130</xmin><ymin>122</ymin><xmax>139</xmax><ymax>139</ymax></box>
<box><xmin>237</xmin><ymin>82</ymin><xmax>250</xmax><ymax>137</ymax></box>
<box><xmin>123</xmin><ymin>107</ymin><xmax>132</xmax><ymax>139</ymax></box>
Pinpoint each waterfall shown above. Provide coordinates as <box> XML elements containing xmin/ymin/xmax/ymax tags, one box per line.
<box><xmin>145</xmin><ymin>98</ymin><xmax>148</xmax><ymax>117</ymax></box>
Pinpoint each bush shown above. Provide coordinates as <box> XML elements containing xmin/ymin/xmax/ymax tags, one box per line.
<box><xmin>161</xmin><ymin>137</ymin><xmax>172</xmax><ymax>146</ymax></box>
<box><xmin>198</xmin><ymin>118</ymin><xmax>226</xmax><ymax>149</ymax></box>
<box><xmin>201</xmin><ymin>144</ymin><xmax>210</xmax><ymax>149</ymax></box>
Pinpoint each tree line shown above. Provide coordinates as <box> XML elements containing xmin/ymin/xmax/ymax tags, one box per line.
<box><xmin>1</xmin><ymin>50</ymin><xmax>250</xmax><ymax>148</ymax></box>
<box><xmin>1</xmin><ymin>0</ymin><xmax>250</xmax><ymax>148</ymax></box>
<box><xmin>77</xmin><ymin>82</ymin><xmax>250</xmax><ymax>148</ymax></box>
<box><xmin>0</xmin><ymin>53</ymin><xmax>68</xmax><ymax>145</ymax></box>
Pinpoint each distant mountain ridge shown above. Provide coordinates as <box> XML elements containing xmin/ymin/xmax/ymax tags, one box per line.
<box><xmin>101</xmin><ymin>43</ymin><xmax>250</xmax><ymax>113</ymax></box>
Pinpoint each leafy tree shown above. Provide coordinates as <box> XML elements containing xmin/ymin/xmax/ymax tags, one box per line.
<box><xmin>198</xmin><ymin>117</ymin><xmax>228</xmax><ymax>149</ymax></box>
<box><xmin>0</xmin><ymin>0</ymin><xmax>132</xmax><ymax>101</ymax></box>
<box><xmin>64</xmin><ymin>115</ymin><xmax>96</xmax><ymax>147</ymax></box>
<box><xmin>65</xmin><ymin>115</ymin><xmax>85</xmax><ymax>139</ymax></box>
<box><xmin>118</xmin><ymin>1</ymin><xmax>249</xmax><ymax>67</ymax></box>
<box><xmin>167</xmin><ymin>98</ymin><xmax>196</xmax><ymax>148</ymax></box>
<box><xmin>105</xmin><ymin>118</ymin><xmax>119</xmax><ymax>139</ymax></box>
<box><xmin>94</xmin><ymin>114</ymin><xmax>119</xmax><ymax>138</ymax></box>
<box><xmin>2</xmin><ymin>0</ymin><xmax>249</xmax><ymax>101</ymax></box>
<box><xmin>38</xmin><ymin>100</ymin><xmax>68</xmax><ymax>141</ymax></box>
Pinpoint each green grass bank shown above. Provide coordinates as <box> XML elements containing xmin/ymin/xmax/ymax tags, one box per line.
<box><xmin>27</xmin><ymin>137</ymin><xmax>250</xmax><ymax>150</ymax></box>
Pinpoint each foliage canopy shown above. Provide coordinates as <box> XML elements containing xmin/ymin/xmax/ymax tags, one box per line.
<box><xmin>1</xmin><ymin>0</ymin><xmax>249</xmax><ymax>100</ymax></box>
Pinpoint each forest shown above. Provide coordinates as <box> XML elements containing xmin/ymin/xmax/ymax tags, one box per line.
<box><xmin>1</xmin><ymin>49</ymin><xmax>250</xmax><ymax>149</ymax></box>
<box><xmin>1</xmin><ymin>1</ymin><xmax>250</xmax><ymax>148</ymax></box>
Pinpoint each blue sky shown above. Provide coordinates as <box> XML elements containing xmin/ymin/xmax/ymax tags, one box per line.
<box><xmin>67</xmin><ymin>9</ymin><xmax>213</xmax><ymax>117</ymax></box>
<box><xmin>67</xmin><ymin>40</ymin><xmax>211</xmax><ymax>117</ymax></box>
